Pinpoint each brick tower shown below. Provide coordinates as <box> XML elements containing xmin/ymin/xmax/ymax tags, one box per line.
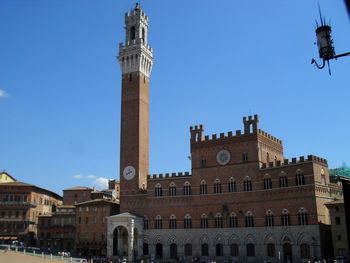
<box><xmin>117</xmin><ymin>4</ymin><xmax>153</xmax><ymax>211</ymax></box>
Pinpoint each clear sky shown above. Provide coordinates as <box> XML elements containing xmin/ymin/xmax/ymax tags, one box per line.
<box><xmin>0</xmin><ymin>0</ymin><xmax>349</xmax><ymax>196</ymax></box>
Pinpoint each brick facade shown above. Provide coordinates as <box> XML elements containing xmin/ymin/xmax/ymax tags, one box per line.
<box><xmin>0</xmin><ymin>182</ymin><xmax>62</xmax><ymax>245</ymax></box>
<box><xmin>113</xmin><ymin>4</ymin><xmax>344</xmax><ymax>263</ymax></box>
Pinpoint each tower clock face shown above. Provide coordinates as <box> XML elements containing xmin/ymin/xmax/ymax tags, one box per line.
<box><xmin>216</xmin><ymin>150</ymin><xmax>231</xmax><ymax>165</ymax></box>
<box><xmin>123</xmin><ymin>166</ymin><xmax>136</xmax><ymax>180</ymax></box>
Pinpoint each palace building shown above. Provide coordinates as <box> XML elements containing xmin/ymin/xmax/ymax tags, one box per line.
<box><xmin>107</xmin><ymin>4</ymin><xmax>344</xmax><ymax>263</ymax></box>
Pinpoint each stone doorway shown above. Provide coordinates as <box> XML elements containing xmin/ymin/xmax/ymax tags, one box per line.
<box><xmin>113</xmin><ymin>226</ymin><xmax>129</xmax><ymax>257</ymax></box>
<box><xmin>283</xmin><ymin>243</ymin><xmax>293</xmax><ymax>263</ymax></box>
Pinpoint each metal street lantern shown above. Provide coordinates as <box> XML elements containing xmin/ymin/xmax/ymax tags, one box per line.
<box><xmin>316</xmin><ymin>25</ymin><xmax>335</xmax><ymax>60</ymax></box>
<box><xmin>311</xmin><ymin>8</ymin><xmax>350</xmax><ymax>75</ymax></box>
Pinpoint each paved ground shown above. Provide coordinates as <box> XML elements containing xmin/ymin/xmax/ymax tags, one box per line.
<box><xmin>0</xmin><ymin>250</ymin><xmax>74</xmax><ymax>263</ymax></box>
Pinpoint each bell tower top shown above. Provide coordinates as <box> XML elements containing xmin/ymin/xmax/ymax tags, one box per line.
<box><xmin>118</xmin><ymin>3</ymin><xmax>153</xmax><ymax>77</ymax></box>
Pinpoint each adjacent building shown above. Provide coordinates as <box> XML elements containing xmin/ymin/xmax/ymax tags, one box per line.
<box><xmin>325</xmin><ymin>201</ymin><xmax>349</xmax><ymax>258</ymax></box>
<box><xmin>0</xmin><ymin>181</ymin><xmax>62</xmax><ymax>245</ymax></box>
<box><xmin>0</xmin><ymin>171</ymin><xmax>16</xmax><ymax>183</ymax></box>
<box><xmin>75</xmin><ymin>199</ymin><xmax>119</xmax><ymax>256</ymax></box>
<box><xmin>38</xmin><ymin>205</ymin><xmax>75</xmax><ymax>252</ymax></box>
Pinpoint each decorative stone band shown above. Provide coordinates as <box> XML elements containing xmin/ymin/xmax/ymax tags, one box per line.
<box><xmin>118</xmin><ymin>43</ymin><xmax>154</xmax><ymax>78</ymax></box>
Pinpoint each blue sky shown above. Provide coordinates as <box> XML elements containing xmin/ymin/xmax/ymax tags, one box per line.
<box><xmin>0</xmin><ymin>0</ymin><xmax>349</xmax><ymax>196</ymax></box>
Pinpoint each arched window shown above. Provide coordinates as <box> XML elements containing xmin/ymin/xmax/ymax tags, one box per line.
<box><xmin>281</xmin><ymin>209</ymin><xmax>290</xmax><ymax>226</ymax></box>
<box><xmin>155</xmin><ymin>184</ymin><xmax>162</xmax><ymax>197</ymax></box>
<box><xmin>245</xmin><ymin>211</ymin><xmax>254</xmax><ymax>227</ymax></box>
<box><xmin>170</xmin><ymin>243</ymin><xmax>177</xmax><ymax>259</ymax></box>
<box><xmin>200</xmin><ymin>180</ymin><xmax>207</xmax><ymax>195</ymax></box>
<box><xmin>298</xmin><ymin>208</ymin><xmax>308</xmax><ymax>225</ymax></box>
<box><xmin>266</xmin><ymin>152</ymin><xmax>270</xmax><ymax>163</ymax></box>
<box><xmin>215</xmin><ymin>213</ymin><xmax>223</xmax><ymax>228</ymax></box>
<box><xmin>229</xmin><ymin>212</ymin><xmax>237</xmax><ymax>228</ymax></box>
<box><xmin>200</xmin><ymin>214</ymin><xmax>208</xmax><ymax>229</ymax></box>
<box><xmin>215</xmin><ymin>243</ymin><xmax>223</xmax><ymax>256</ymax></box>
<box><xmin>321</xmin><ymin>169</ymin><xmax>326</xmax><ymax>185</ymax></box>
<box><xmin>244</xmin><ymin>176</ymin><xmax>252</xmax><ymax>192</ymax></box>
<box><xmin>300</xmin><ymin>243</ymin><xmax>310</xmax><ymax>259</ymax></box>
<box><xmin>185</xmin><ymin>243</ymin><xmax>192</xmax><ymax>256</ymax></box>
<box><xmin>169</xmin><ymin>182</ymin><xmax>176</xmax><ymax>196</ymax></box>
<box><xmin>155</xmin><ymin>215</ymin><xmax>162</xmax><ymax>229</ymax></box>
<box><xmin>143</xmin><ymin>243</ymin><xmax>149</xmax><ymax>255</ymax></box>
<box><xmin>246</xmin><ymin>243</ymin><xmax>255</xmax><ymax>257</ymax></box>
<box><xmin>264</xmin><ymin>174</ymin><xmax>272</xmax><ymax>189</ymax></box>
<box><xmin>230</xmin><ymin>243</ymin><xmax>239</xmax><ymax>256</ymax></box>
<box><xmin>296</xmin><ymin>170</ymin><xmax>305</xmax><ymax>186</ymax></box>
<box><xmin>279</xmin><ymin>172</ymin><xmax>288</xmax><ymax>188</ymax></box>
<box><xmin>214</xmin><ymin>179</ymin><xmax>222</xmax><ymax>194</ymax></box>
<box><xmin>228</xmin><ymin>177</ymin><xmax>236</xmax><ymax>192</ymax></box>
<box><xmin>183</xmin><ymin>181</ymin><xmax>192</xmax><ymax>195</ymax></box>
<box><xmin>201</xmin><ymin>243</ymin><xmax>209</xmax><ymax>256</ymax></box>
<box><xmin>169</xmin><ymin>214</ymin><xmax>177</xmax><ymax>229</ymax></box>
<box><xmin>184</xmin><ymin>214</ymin><xmax>192</xmax><ymax>229</ymax></box>
<box><xmin>265</xmin><ymin>210</ymin><xmax>274</xmax><ymax>227</ymax></box>
<box><xmin>267</xmin><ymin>243</ymin><xmax>275</xmax><ymax>257</ymax></box>
<box><xmin>143</xmin><ymin>216</ymin><xmax>149</xmax><ymax>229</ymax></box>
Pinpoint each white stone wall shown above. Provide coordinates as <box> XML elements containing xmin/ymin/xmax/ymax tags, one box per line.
<box><xmin>144</xmin><ymin>225</ymin><xmax>321</xmax><ymax>263</ymax></box>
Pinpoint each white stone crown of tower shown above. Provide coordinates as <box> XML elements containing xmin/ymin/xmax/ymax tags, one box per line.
<box><xmin>118</xmin><ymin>3</ymin><xmax>154</xmax><ymax>78</ymax></box>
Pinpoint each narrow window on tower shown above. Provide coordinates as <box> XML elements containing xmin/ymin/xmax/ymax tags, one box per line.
<box><xmin>201</xmin><ymin>159</ymin><xmax>207</xmax><ymax>168</ymax></box>
<box><xmin>142</xmin><ymin>27</ymin><xmax>145</xmax><ymax>44</ymax></box>
<box><xmin>130</xmin><ymin>26</ymin><xmax>136</xmax><ymax>41</ymax></box>
<box><xmin>128</xmin><ymin>73</ymin><xmax>132</xmax><ymax>82</ymax></box>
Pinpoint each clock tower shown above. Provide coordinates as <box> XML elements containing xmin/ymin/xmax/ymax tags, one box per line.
<box><xmin>118</xmin><ymin>3</ymin><xmax>153</xmax><ymax>210</ymax></box>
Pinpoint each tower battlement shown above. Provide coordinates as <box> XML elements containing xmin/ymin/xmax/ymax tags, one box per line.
<box><xmin>258</xmin><ymin>129</ymin><xmax>282</xmax><ymax>144</ymax></box>
<box><xmin>190</xmin><ymin>115</ymin><xmax>282</xmax><ymax>145</ymax></box>
<box><xmin>147</xmin><ymin>172</ymin><xmax>191</xmax><ymax>180</ymax></box>
<box><xmin>125</xmin><ymin>4</ymin><xmax>149</xmax><ymax>22</ymax></box>
<box><xmin>260</xmin><ymin>154</ymin><xmax>328</xmax><ymax>169</ymax></box>
<box><xmin>118</xmin><ymin>3</ymin><xmax>153</xmax><ymax>77</ymax></box>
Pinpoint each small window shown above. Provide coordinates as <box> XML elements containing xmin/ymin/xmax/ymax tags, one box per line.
<box><xmin>155</xmin><ymin>184</ymin><xmax>163</xmax><ymax>197</ymax></box>
<box><xmin>265</xmin><ymin>210</ymin><xmax>274</xmax><ymax>227</ymax></box>
<box><xmin>338</xmin><ymin>235</ymin><xmax>342</xmax><ymax>241</ymax></box>
<box><xmin>214</xmin><ymin>179</ymin><xmax>222</xmax><ymax>194</ymax></box>
<box><xmin>201</xmin><ymin>159</ymin><xmax>207</xmax><ymax>168</ymax></box>
<box><xmin>245</xmin><ymin>212</ymin><xmax>254</xmax><ymax>227</ymax></box>
<box><xmin>281</xmin><ymin>209</ymin><xmax>290</xmax><ymax>226</ymax></box>
<box><xmin>264</xmin><ymin>175</ymin><xmax>272</xmax><ymax>190</ymax></box>
<box><xmin>183</xmin><ymin>182</ymin><xmax>192</xmax><ymax>195</ymax></box>
<box><xmin>169</xmin><ymin>215</ymin><xmax>177</xmax><ymax>229</ymax></box>
<box><xmin>296</xmin><ymin>170</ymin><xmax>305</xmax><ymax>186</ymax></box>
<box><xmin>335</xmin><ymin>216</ymin><xmax>341</xmax><ymax>225</ymax></box>
<box><xmin>128</xmin><ymin>73</ymin><xmax>132</xmax><ymax>81</ymax></box>
<box><xmin>200</xmin><ymin>214</ymin><xmax>208</xmax><ymax>228</ymax></box>
<box><xmin>200</xmin><ymin>180</ymin><xmax>207</xmax><ymax>195</ymax></box>
<box><xmin>244</xmin><ymin>177</ymin><xmax>252</xmax><ymax>192</ymax></box>
<box><xmin>215</xmin><ymin>213</ymin><xmax>223</xmax><ymax>228</ymax></box>
<box><xmin>229</xmin><ymin>213</ymin><xmax>237</xmax><ymax>228</ymax></box>
<box><xmin>298</xmin><ymin>208</ymin><xmax>308</xmax><ymax>225</ymax></box>
<box><xmin>130</xmin><ymin>26</ymin><xmax>136</xmax><ymax>40</ymax></box>
<box><xmin>228</xmin><ymin>178</ymin><xmax>236</xmax><ymax>192</ymax></box>
<box><xmin>184</xmin><ymin>214</ymin><xmax>192</xmax><ymax>229</ymax></box>
<box><xmin>279</xmin><ymin>173</ymin><xmax>288</xmax><ymax>188</ymax></box>
<box><xmin>243</xmin><ymin>153</ymin><xmax>248</xmax><ymax>162</ymax></box>
<box><xmin>155</xmin><ymin>215</ymin><xmax>162</xmax><ymax>229</ymax></box>
<box><xmin>169</xmin><ymin>183</ymin><xmax>176</xmax><ymax>196</ymax></box>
